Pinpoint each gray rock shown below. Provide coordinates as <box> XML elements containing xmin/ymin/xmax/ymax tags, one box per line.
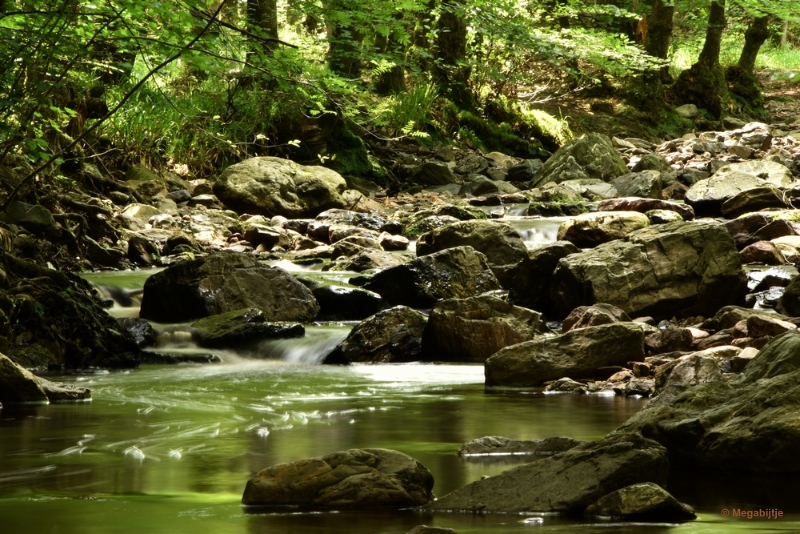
<box><xmin>191</xmin><ymin>308</ymin><xmax>304</xmax><ymax>349</ymax></box>
<box><xmin>597</xmin><ymin>197</ymin><xmax>695</xmax><ymax>220</ymax></box>
<box><xmin>0</xmin><ymin>201</ymin><xmax>57</xmax><ymax>234</ymax></box>
<box><xmin>37</xmin><ymin>378</ymin><xmax>91</xmax><ymax>402</ymax></box>
<box><xmin>632</xmin><ymin>153</ymin><xmax>672</xmax><ymax>173</ymax></box>
<box><xmin>720</xmin><ymin>185</ymin><xmax>788</xmax><ymax>218</ymax></box>
<box><xmin>485</xmin><ymin>323</ymin><xmax>646</xmax><ymax>388</ymax></box>
<box><xmin>364</xmin><ymin>246</ymin><xmax>500</xmax><ymax>308</ymax></box>
<box><xmin>610</xmin><ymin>170</ymin><xmax>662</xmax><ymax>199</ymax></box>
<box><xmin>0</xmin><ymin>353</ymin><xmax>49</xmax><ymax>403</ymax></box>
<box><xmin>686</xmin><ymin>161</ymin><xmax>792</xmax><ymax>215</ymax></box>
<box><xmin>557</xmin><ymin>211</ymin><xmax>650</xmax><ymax>248</ymax></box>
<box><xmin>585</xmin><ymin>482</ymin><xmax>696</xmax><ymax>521</ymax></box>
<box><xmin>416</xmin><ymin>161</ymin><xmax>457</xmax><ymax>186</ymax></box>
<box><xmin>242</xmin><ymin>448</ymin><xmax>434</xmax><ymax>507</ymax></box>
<box><xmin>421</xmin><ymin>295</ymin><xmax>549</xmax><ymax>363</ymax></box>
<box><xmin>551</xmin><ymin>221</ymin><xmax>746</xmax><ymax>319</ymax></box>
<box><xmin>424</xmin><ymin>432</ymin><xmax>668</xmax><ymax>514</ymax></box>
<box><xmin>532</xmin><ymin>133</ymin><xmax>628</xmax><ymax>188</ymax></box>
<box><xmin>140</xmin><ymin>252</ymin><xmax>319</xmax><ymax>323</ymax></box>
<box><xmin>458</xmin><ymin>435</ymin><xmax>584</xmax><ymax>456</ymax></box>
<box><xmin>117</xmin><ymin>318</ymin><xmax>155</xmax><ymax>348</ymax></box>
<box><xmin>647</xmin><ymin>209</ymin><xmax>683</xmax><ymax>224</ymax></box>
<box><xmin>213</xmin><ymin>157</ymin><xmax>347</xmax><ymax>217</ymax></box>
<box><xmin>506</xmin><ymin>159</ymin><xmax>543</xmax><ymax>182</ymax></box>
<box><xmin>562</xmin><ymin>303</ymin><xmax>631</xmax><ymax>333</ymax></box>
<box><xmin>324</xmin><ymin>306</ymin><xmax>427</xmax><ymax>364</ymax></box>
<box><xmin>458</xmin><ymin>176</ymin><xmax>519</xmax><ymax>196</ymax></box>
<box><xmin>675</xmin><ymin>104</ymin><xmax>698</xmax><ymax>118</ymax></box>
<box><xmin>417</xmin><ymin>220</ymin><xmax>527</xmax><ymax>267</ymax></box>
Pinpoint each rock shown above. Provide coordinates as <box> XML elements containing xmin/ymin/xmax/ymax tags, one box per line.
<box><xmin>610</xmin><ymin>171</ymin><xmax>662</xmax><ymax>199</ymax></box>
<box><xmin>83</xmin><ymin>237</ymin><xmax>126</xmax><ymax>267</ymax></box>
<box><xmin>406</xmin><ymin>526</ymin><xmax>457</xmax><ymax>534</ymax></box>
<box><xmin>780</xmin><ymin>275</ymin><xmax>800</xmax><ymax>316</ymax></box>
<box><xmin>421</xmin><ymin>295</ymin><xmax>549</xmax><ymax>363</ymax></box>
<box><xmin>585</xmin><ymin>482</ymin><xmax>696</xmax><ymax>521</ymax></box>
<box><xmin>212</xmin><ymin>157</ymin><xmax>347</xmax><ymax>218</ymax></box>
<box><xmin>647</xmin><ymin>209</ymin><xmax>683</xmax><ymax>224</ymax></box>
<box><xmin>724</xmin><ymin>212</ymin><xmax>774</xmax><ymax>249</ymax></box>
<box><xmin>562</xmin><ymin>303</ymin><xmax>631</xmax><ymax>333</ymax></box>
<box><xmin>597</xmin><ymin>197</ymin><xmax>694</xmax><ymax>220</ymax></box>
<box><xmin>117</xmin><ymin>318</ymin><xmax>155</xmax><ymax>348</ymax></box>
<box><xmin>242</xmin><ymin>224</ymin><xmax>291</xmax><ymax>250</ymax></box>
<box><xmin>507</xmin><ymin>241</ymin><xmax>580</xmax><ymax>313</ymax></box>
<box><xmin>415</xmin><ymin>161</ymin><xmax>457</xmax><ymax>186</ymax></box>
<box><xmin>364</xmin><ymin>246</ymin><xmax>500</xmax><ymax>308</ymax></box>
<box><xmin>191</xmin><ymin>308</ymin><xmax>304</xmax><ymax>349</ymax></box>
<box><xmin>485</xmin><ymin>323</ymin><xmax>646</xmax><ymax>388</ymax></box>
<box><xmin>675</xmin><ymin>104</ymin><xmax>698</xmax><ymax>118</ymax></box>
<box><xmin>127</xmin><ymin>234</ymin><xmax>160</xmax><ymax>266</ymax></box>
<box><xmin>140</xmin><ymin>252</ymin><xmax>318</xmax><ymax>323</ymax></box>
<box><xmin>685</xmin><ymin>161</ymin><xmax>792</xmax><ymax>215</ymax></box>
<box><xmin>531</xmin><ymin>133</ymin><xmax>629</xmax><ymax>188</ymax></box>
<box><xmin>0</xmin><ymin>353</ymin><xmax>49</xmax><ymax>403</ymax></box>
<box><xmin>37</xmin><ymin>377</ymin><xmax>91</xmax><ymax>402</ymax></box>
<box><xmin>331</xmin><ymin>235</ymin><xmax>382</xmax><ymax>258</ymax></box>
<box><xmin>458</xmin><ymin>176</ymin><xmax>519</xmax><ymax>196</ymax></box>
<box><xmin>720</xmin><ymin>185</ymin><xmax>787</xmax><ymax>218</ymax></box>
<box><xmin>333</xmin><ymin>248</ymin><xmax>408</xmax><ymax>272</ymax></box>
<box><xmin>739</xmin><ymin>241</ymin><xmax>786</xmax><ymax>265</ymax></box>
<box><xmin>506</xmin><ymin>159</ymin><xmax>543</xmax><ymax>182</ymax></box>
<box><xmin>561</xmin><ymin>178</ymin><xmax>618</xmax><ymax>200</ymax></box>
<box><xmin>416</xmin><ymin>220</ymin><xmax>527</xmax><ymax>267</ymax></box>
<box><xmin>378</xmin><ymin>232</ymin><xmax>409</xmax><ymax>251</ymax></box>
<box><xmin>557</xmin><ymin>211</ymin><xmax>650</xmax><ymax>248</ymax></box>
<box><xmin>551</xmin><ymin>221</ymin><xmax>746</xmax><ymax>319</ymax></box>
<box><xmin>632</xmin><ymin>153</ymin><xmax>672</xmax><ymax>173</ymax></box>
<box><xmin>0</xmin><ymin>200</ymin><xmax>57</xmax><ymax>234</ymax></box>
<box><xmin>425</xmin><ymin>432</ymin><xmax>668</xmax><ymax>514</ymax></box>
<box><xmin>458</xmin><ymin>436</ymin><xmax>584</xmax><ymax>456</ymax></box>
<box><xmin>311</xmin><ymin>285</ymin><xmax>384</xmax><ymax>320</ymax></box>
<box><xmin>242</xmin><ymin>448</ymin><xmax>434</xmax><ymax>507</ymax></box>
<box><xmin>324</xmin><ymin>306</ymin><xmax>427</xmax><ymax>364</ymax></box>
<box><xmin>404</xmin><ymin>215</ymin><xmax>460</xmax><ymax>238</ymax></box>
<box><xmin>118</xmin><ymin>203</ymin><xmax>162</xmax><ymax>231</ymax></box>
<box><xmin>746</xmin><ymin>314</ymin><xmax>796</xmax><ymax>338</ymax></box>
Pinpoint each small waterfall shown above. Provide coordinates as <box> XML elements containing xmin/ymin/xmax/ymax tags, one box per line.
<box><xmin>504</xmin><ymin>218</ymin><xmax>565</xmax><ymax>249</ymax></box>
<box><xmin>254</xmin><ymin>326</ymin><xmax>350</xmax><ymax>364</ymax></box>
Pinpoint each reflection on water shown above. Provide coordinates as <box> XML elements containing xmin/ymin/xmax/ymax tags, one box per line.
<box><xmin>1</xmin><ymin>362</ymin><xmax>799</xmax><ymax>533</ymax></box>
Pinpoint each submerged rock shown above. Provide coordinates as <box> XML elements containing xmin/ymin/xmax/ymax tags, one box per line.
<box><xmin>485</xmin><ymin>323</ymin><xmax>646</xmax><ymax>388</ymax></box>
<box><xmin>457</xmin><ymin>436</ymin><xmax>584</xmax><ymax>456</ymax></box>
<box><xmin>242</xmin><ymin>448</ymin><xmax>434</xmax><ymax>508</ymax></box>
<box><xmin>324</xmin><ymin>306</ymin><xmax>427</xmax><ymax>364</ymax></box>
<box><xmin>585</xmin><ymin>482</ymin><xmax>696</xmax><ymax>521</ymax></box>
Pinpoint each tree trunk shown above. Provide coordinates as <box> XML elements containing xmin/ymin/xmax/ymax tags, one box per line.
<box><xmin>645</xmin><ymin>0</ymin><xmax>674</xmax><ymax>60</ymax></box>
<box><xmin>434</xmin><ymin>3</ymin><xmax>473</xmax><ymax>109</ymax></box>
<box><xmin>698</xmin><ymin>0</ymin><xmax>726</xmax><ymax>67</ymax></box>
<box><xmin>737</xmin><ymin>16</ymin><xmax>770</xmax><ymax>75</ymax></box>
<box><xmin>781</xmin><ymin>20</ymin><xmax>789</xmax><ymax>49</ymax></box>
<box><xmin>324</xmin><ymin>2</ymin><xmax>364</xmax><ymax>77</ymax></box>
<box><xmin>247</xmin><ymin>0</ymin><xmax>279</xmax><ymax>54</ymax></box>
<box><xmin>374</xmin><ymin>15</ymin><xmax>406</xmax><ymax>95</ymax></box>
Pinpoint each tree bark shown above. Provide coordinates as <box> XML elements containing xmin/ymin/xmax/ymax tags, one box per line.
<box><xmin>737</xmin><ymin>15</ymin><xmax>770</xmax><ymax>75</ymax></box>
<box><xmin>324</xmin><ymin>1</ymin><xmax>364</xmax><ymax>76</ymax></box>
<box><xmin>247</xmin><ymin>0</ymin><xmax>279</xmax><ymax>54</ymax></box>
<box><xmin>435</xmin><ymin>3</ymin><xmax>473</xmax><ymax>109</ymax></box>
<box><xmin>645</xmin><ymin>0</ymin><xmax>674</xmax><ymax>60</ymax></box>
<box><xmin>781</xmin><ymin>20</ymin><xmax>789</xmax><ymax>49</ymax></box>
<box><xmin>698</xmin><ymin>0</ymin><xmax>726</xmax><ymax>67</ymax></box>
<box><xmin>374</xmin><ymin>14</ymin><xmax>406</xmax><ymax>95</ymax></box>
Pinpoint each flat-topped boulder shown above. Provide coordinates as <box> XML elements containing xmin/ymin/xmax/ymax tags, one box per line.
<box><xmin>191</xmin><ymin>308</ymin><xmax>304</xmax><ymax>349</ymax></box>
<box><xmin>551</xmin><ymin>221</ymin><xmax>746</xmax><ymax>319</ymax></box>
<box><xmin>140</xmin><ymin>251</ymin><xmax>318</xmax><ymax>323</ymax></box>
<box><xmin>242</xmin><ymin>448</ymin><xmax>434</xmax><ymax>508</ymax></box>
<box><xmin>685</xmin><ymin>160</ymin><xmax>792</xmax><ymax>215</ymax></box>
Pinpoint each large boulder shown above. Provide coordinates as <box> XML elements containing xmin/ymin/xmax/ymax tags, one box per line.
<box><xmin>551</xmin><ymin>221</ymin><xmax>746</xmax><ymax>319</ymax></box>
<box><xmin>212</xmin><ymin>157</ymin><xmax>347</xmax><ymax>217</ymax></box>
<box><xmin>140</xmin><ymin>252</ymin><xmax>318</xmax><ymax>323</ymax></box>
<box><xmin>242</xmin><ymin>448</ymin><xmax>434</xmax><ymax>507</ymax></box>
<box><xmin>421</xmin><ymin>296</ymin><xmax>549</xmax><ymax>363</ymax></box>
<box><xmin>485</xmin><ymin>323</ymin><xmax>646</xmax><ymax>388</ymax></box>
<box><xmin>424</xmin><ymin>432</ymin><xmax>668</xmax><ymax>514</ymax></box>
<box><xmin>191</xmin><ymin>308</ymin><xmax>304</xmax><ymax>349</ymax></box>
<box><xmin>324</xmin><ymin>306</ymin><xmax>428</xmax><ymax>364</ymax></box>
<box><xmin>618</xmin><ymin>330</ymin><xmax>800</xmax><ymax>474</ymax></box>
<box><xmin>363</xmin><ymin>246</ymin><xmax>501</xmax><ymax>308</ymax></box>
<box><xmin>610</xmin><ymin>170</ymin><xmax>662</xmax><ymax>199</ymax></box>
<box><xmin>416</xmin><ymin>220</ymin><xmax>527</xmax><ymax>267</ymax></box>
<box><xmin>310</xmin><ymin>284</ymin><xmax>384</xmax><ymax>320</ymax></box>
<box><xmin>685</xmin><ymin>161</ymin><xmax>792</xmax><ymax>215</ymax></box>
<box><xmin>585</xmin><ymin>482</ymin><xmax>696</xmax><ymax>521</ymax></box>
<box><xmin>507</xmin><ymin>241</ymin><xmax>580</xmax><ymax>313</ymax></box>
<box><xmin>0</xmin><ymin>353</ymin><xmax>49</xmax><ymax>403</ymax></box>
<box><xmin>557</xmin><ymin>211</ymin><xmax>650</xmax><ymax>248</ymax></box>
<box><xmin>531</xmin><ymin>133</ymin><xmax>629</xmax><ymax>188</ymax></box>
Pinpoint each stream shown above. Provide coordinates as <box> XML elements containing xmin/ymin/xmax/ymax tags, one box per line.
<box><xmin>2</xmin><ymin>218</ymin><xmax>800</xmax><ymax>533</ymax></box>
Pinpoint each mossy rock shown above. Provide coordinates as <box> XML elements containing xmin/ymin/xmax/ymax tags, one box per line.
<box><xmin>671</xmin><ymin>62</ymin><xmax>726</xmax><ymax>119</ymax></box>
<box><xmin>191</xmin><ymin>308</ymin><xmax>305</xmax><ymax>349</ymax></box>
<box><xmin>528</xmin><ymin>202</ymin><xmax>589</xmax><ymax>217</ymax></box>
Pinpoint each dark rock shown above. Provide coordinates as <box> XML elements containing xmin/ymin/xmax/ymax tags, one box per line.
<box><xmin>364</xmin><ymin>246</ymin><xmax>500</xmax><ymax>308</ymax></box>
<box><xmin>84</xmin><ymin>237</ymin><xmax>125</xmax><ymax>267</ymax></box>
<box><xmin>140</xmin><ymin>352</ymin><xmax>221</xmax><ymax>364</ymax></box>
<box><xmin>242</xmin><ymin>224</ymin><xmax>291</xmax><ymax>250</ymax></box>
<box><xmin>562</xmin><ymin>303</ymin><xmax>631</xmax><ymax>333</ymax></box>
<box><xmin>421</xmin><ymin>295</ymin><xmax>549</xmax><ymax>363</ymax></box>
<box><xmin>551</xmin><ymin>221</ymin><xmax>746</xmax><ymax>320</ymax></box>
<box><xmin>324</xmin><ymin>306</ymin><xmax>427</xmax><ymax>364</ymax></box>
<box><xmin>311</xmin><ymin>285</ymin><xmax>384</xmax><ymax>320</ymax></box>
<box><xmin>406</xmin><ymin>526</ymin><xmax>457</xmax><ymax>534</ymax></box>
<box><xmin>424</xmin><ymin>433</ymin><xmax>668</xmax><ymax>514</ymax></box>
<box><xmin>242</xmin><ymin>448</ymin><xmax>434</xmax><ymax>507</ymax></box>
<box><xmin>506</xmin><ymin>159</ymin><xmax>543</xmax><ymax>182</ymax></box>
<box><xmin>127</xmin><ymin>234</ymin><xmax>160</xmax><ymax>267</ymax></box>
<box><xmin>117</xmin><ymin>318</ymin><xmax>156</xmax><ymax>348</ymax></box>
<box><xmin>585</xmin><ymin>482</ymin><xmax>696</xmax><ymax>521</ymax></box>
<box><xmin>191</xmin><ymin>308</ymin><xmax>304</xmax><ymax>349</ymax></box>
<box><xmin>610</xmin><ymin>170</ymin><xmax>662</xmax><ymax>199</ymax></box>
<box><xmin>0</xmin><ymin>200</ymin><xmax>57</xmax><ymax>234</ymax></box>
<box><xmin>415</xmin><ymin>162</ymin><xmax>457</xmax><ymax>186</ymax></box>
<box><xmin>167</xmin><ymin>189</ymin><xmax>192</xmax><ymax>203</ymax></box>
<box><xmin>140</xmin><ymin>252</ymin><xmax>318</xmax><ymax>323</ymax></box>
<box><xmin>458</xmin><ymin>436</ymin><xmax>584</xmax><ymax>456</ymax></box>
<box><xmin>724</xmin><ymin>212</ymin><xmax>774</xmax><ymax>249</ymax></box>
<box><xmin>507</xmin><ymin>241</ymin><xmax>580</xmax><ymax>313</ymax></box>
<box><xmin>416</xmin><ymin>220</ymin><xmax>527</xmax><ymax>267</ymax></box>
<box><xmin>485</xmin><ymin>323</ymin><xmax>646</xmax><ymax>388</ymax></box>
<box><xmin>720</xmin><ymin>185</ymin><xmax>788</xmax><ymax>218</ymax></box>
<box><xmin>632</xmin><ymin>153</ymin><xmax>672</xmax><ymax>173</ymax></box>
<box><xmin>781</xmin><ymin>275</ymin><xmax>800</xmax><ymax>317</ymax></box>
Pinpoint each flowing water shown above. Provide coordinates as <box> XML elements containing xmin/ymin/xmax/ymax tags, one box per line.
<box><xmin>3</xmin><ymin>256</ymin><xmax>799</xmax><ymax>533</ymax></box>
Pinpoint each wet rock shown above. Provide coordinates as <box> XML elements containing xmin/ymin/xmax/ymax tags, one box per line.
<box><xmin>140</xmin><ymin>352</ymin><xmax>220</xmax><ymax>364</ymax></box>
<box><xmin>37</xmin><ymin>377</ymin><xmax>91</xmax><ymax>402</ymax></box>
<box><xmin>507</xmin><ymin>241</ymin><xmax>580</xmax><ymax>314</ymax></box>
<box><xmin>485</xmin><ymin>323</ymin><xmax>646</xmax><ymax>388</ymax></box>
<box><xmin>458</xmin><ymin>436</ymin><xmax>584</xmax><ymax>456</ymax></box>
<box><xmin>117</xmin><ymin>318</ymin><xmax>156</xmax><ymax>348</ymax></box>
<box><xmin>311</xmin><ymin>285</ymin><xmax>384</xmax><ymax>320</ymax></box>
<box><xmin>140</xmin><ymin>252</ymin><xmax>318</xmax><ymax>323</ymax></box>
<box><xmin>585</xmin><ymin>482</ymin><xmax>696</xmax><ymax>521</ymax></box>
<box><xmin>532</xmin><ymin>133</ymin><xmax>628</xmax><ymax>188</ymax></box>
<box><xmin>0</xmin><ymin>353</ymin><xmax>49</xmax><ymax>403</ymax></box>
<box><xmin>416</xmin><ymin>220</ymin><xmax>527</xmax><ymax>267</ymax></box>
<box><xmin>740</xmin><ymin>241</ymin><xmax>786</xmax><ymax>265</ymax></box>
<box><xmin>212</xmin><ymin>157</ymin><xmax>347</xmax><ymax>218</ymax></box>
<box><xmin>242</xmin><ymin>448</ymin><xmax>434</xmax><ymax>507</ymax></box>
<box><xmin>557</xmin><ymin>211</ymin><xmax>650</xmax><ymax>248</ymax></box>
<box><xmin>406</xmin><ymin>526</ymin><xmax>457</xmax><ymax>534</ymax></box>
<box><xmin>610</xmin><ymin>170</ymin><xmax>662</xmax><ymax>199</ymax></box>
<box><xmin>551</xmin><ymin>221</ymin><xmax>746</xmax><ymax>320</ymax></box>
<box><xmin>425</xmin><ymin>432</ymin><xmax>668</xmax><ymax>514</ymax></box>
<box><xmin>562</xmin><ymin>303</ymin><xmax>631</xmax><ymax>333</ymax></box>
<box><xmin>421</xmin><ymin>295</ymin><xmax>549</xmax><ymax>363</ymax></box>
<box><xmin>191</xmin><ymin>308</ymin><xmax>304</xmax><ymax>349</ymax></box>
<box><xmin>597</xmin><ymin>197</ymin><xmax>694</xmax><ymax>220</ymax></box>
<box><xmin>324</xmin><ymin>306</ymin><xmax>427</xmax><ymax>364</ymax></box>
<box><xmin>364</xmin><ymin>246</ymin><xmax>500</xmax><ymax>308</ymax></box>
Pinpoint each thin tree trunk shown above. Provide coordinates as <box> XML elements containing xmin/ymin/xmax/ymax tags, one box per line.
<box><xmin>247</xmin><ymin>0</ymin><xmax>279</xmax><ymax>54</ymax></box>
<box><xmin>435</xmin><ymin>3</ymin><xmax>473</xmax><ymax>109</ymax></box>
<box><xmin>645</xmin><ymin>0</ymin><xmax>674</xmax><ymax>59</ymax></box>
<box><xmin>698</xmin><ymin>0</ymin><xmax>726</xmax><ymax>67</ymax></box>
<box><xmin>738</xmin><ymin>16</ymin><xmax>770</xmax><ymax>75</ymax></box>
<box><xmin>781</xmin><ymin>19</ymin><xmax>789</xmax><ymax>49</ymax></box>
